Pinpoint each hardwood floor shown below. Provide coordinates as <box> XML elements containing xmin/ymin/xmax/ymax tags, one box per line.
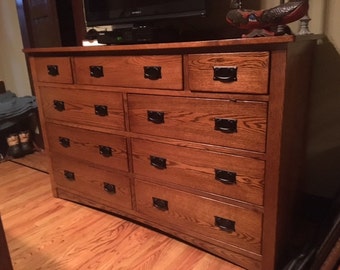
<box><xmin>0</xmin><ymin>161</ymin><xmax>244</xmax><ymax>270</ymax></box>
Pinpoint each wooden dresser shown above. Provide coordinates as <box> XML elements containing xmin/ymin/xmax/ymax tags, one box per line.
<box><xmin>25</xmin><ymin>36</ymin><xmax>315</xmax><ymax>270</ymax></box>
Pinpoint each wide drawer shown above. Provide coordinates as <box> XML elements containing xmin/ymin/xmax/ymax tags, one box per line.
<box><xmin>135</xmin><ymin>179</ymin><xmax>262</xmax><ymax>254</ymax></box>
<box><xmin>187</xmin><ymin>52</ymin><xmax>269</xmax><ymax>94</ymax></box>
<box><xmin>74</xmin><ymin>55</ymin><xmax>183</xmax><ymax>90</ymax></box>
<box><xmin>40</xmin><ymin>86</ymin><xmax>124</xmax><ymax>130</ymax></box>
<box><xmin>128</xmin><ymin>94</ymin><xmax>267</xmax><ymax>152</ymax></box>
<box><xmin>33</xmin><ymin>57</ymin><xmax>73</xmax><ymax>84</ymax></box>
<box><xmin>132</xmin><ymin>138</ymin><xmax>265</xmax><ymax>205</ymax></box>
<box><xmin>46</xmin><ymin>123</ymin><xmax>128</xmax><ymax>172</ymax></box>
<box><xmin>51</xmin><ymin>154</ymin><xmax>132</xmax><ymax>210</ymax></box>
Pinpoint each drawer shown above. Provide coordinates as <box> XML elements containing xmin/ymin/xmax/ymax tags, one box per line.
<box><xmin>128</xmin><ymin>94</ymin><xmax>267</xmax><ymax>152</ymax></box>
<box><xmin>74</xmin><ymin>55</ymin><xmax>183</xmax><ymax>90</ymax></box>
<box><xmin>188</xmin><ymin>52</ymin><xmax>269</xmax><ymax>94</ymax></box>
<box><xmin>135</xmin><ymin>180</ymin><xmax>262</xmax><ymax>254</ymax></box>
<box><xmin>132</xmin><ymin>138</ymin><xmax>264</xmax><ymax>205</ymax></box>
<box><xmin>40</xmin><ymin>86</ymin><xmax>124</xmax><ymax>130</ymax></box>
<box><xmin>46</xmin><ymin>123</ymin><xmax>128</xmax><ymax>172</ymax></box>
<box><xmin>34</xmin><ymin>57</ymin><xmax>73</xmax><ymax>84</ymax></box>
<box><xmin>51</xmin><ymin>154</ymin><xmax>132</xmax><ymax>210</ymax></box>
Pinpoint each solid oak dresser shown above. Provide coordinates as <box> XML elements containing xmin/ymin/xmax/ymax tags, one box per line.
<box><xmin>25</xmin><ymin>36</ymin><xmax>315</xmax><ymax>270</ymax></box>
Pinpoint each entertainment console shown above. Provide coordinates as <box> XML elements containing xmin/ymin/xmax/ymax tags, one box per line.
<box><xmin>89</xmin><ymin>25</ymin><xmax>180</xmax><ymax>45</ymax></box>
<box><xmin>25</xmin><ymin>36</ymin><xmax>315</xmax><ymax>269</ymax></box>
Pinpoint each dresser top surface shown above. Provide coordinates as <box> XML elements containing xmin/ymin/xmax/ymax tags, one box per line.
<box><xmin>23</xmin><ymin>35</ymin><xmax>296</xmax><ymax>55</ymax></box>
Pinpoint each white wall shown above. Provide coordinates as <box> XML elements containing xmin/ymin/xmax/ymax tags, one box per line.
<box><xmin>325</xmin><ymin>0</ymin><xmax>340</xmax><ymax>52</ymax></box>
<box><xmin>0</xmin><ymin>0</ymin><xmax>31</xmax><ymax>97</ymax></box>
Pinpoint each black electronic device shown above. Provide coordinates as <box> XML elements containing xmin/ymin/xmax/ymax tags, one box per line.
<box><xmin>82</xmin><ymin>0</ymin><xmax>249</xmax><ymax>45</ymax></box>
<box><xmin>90</xmin><ymin>25</ymin><xmax>179</xmax><ymax>45</ymax></box>
<box><xmin>83</xmin><ymin>0</ymin><xmax>206</xmax><ymax>27</ymax></box>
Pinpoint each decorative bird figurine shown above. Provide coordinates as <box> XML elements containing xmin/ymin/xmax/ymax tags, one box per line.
<box><xmin>226</xmin><ymin>0</ymin><xmax>309</xmax><ymax>37</ymax></box>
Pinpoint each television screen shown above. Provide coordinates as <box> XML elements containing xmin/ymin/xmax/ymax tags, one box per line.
<box><xmin>84</xmin><ymin>0</ymin><xmax>206</xmax><ymax>27</ymax></box>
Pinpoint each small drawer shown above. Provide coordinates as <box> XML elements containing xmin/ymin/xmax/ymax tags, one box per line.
<box><xmin>188</xmin><ymin>52</ymin><xmax>269</xmax><ymax>94</ymax></box>
<box><xmin>74</xmin><ymin>55</ymin><xmax>183</xmax><ymax>90</ymax></box>
<box><xmin>46</xmin><ymin>123</ymin><xmax>128</xmax><ymax>172</ymax></box>
<box><xmin>128</xmin><ymin>94</ymin><xmax>267</xmax><ymax>152</ymax></box>
<box><xmin>52</xmin><ymin>154</ymin><xmax>132</xmax><ymax>209</ymax></box>
<box><xmin>40</xmin><ymin>86</ymin><xmax>124</xmax><ymax>130</ymax></box>
<box><xmin>132</xmin><ymin>138</ymin><xmax>265</xmax><ymax>205</ymax></box>
<box><xmin>34</xmin><ymin>57</ymin><xmax>73</xmax><ymax>84</ymax></box>
<box><xmin>135</xmin><ymin>180</ymin><xmax>262</xmax><ymax>254</ymax></box>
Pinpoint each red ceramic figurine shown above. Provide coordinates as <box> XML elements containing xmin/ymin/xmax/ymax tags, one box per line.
<box><xmin>226</xmin><ymin>0</ymin><xmax>309</xmax><ymax>37</ymax></box>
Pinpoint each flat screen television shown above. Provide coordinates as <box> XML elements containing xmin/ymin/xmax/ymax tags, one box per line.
<box><xmin>83</xmin><ymin>0</ymin><xmax>207</xmax><ymax>27</ymax></box>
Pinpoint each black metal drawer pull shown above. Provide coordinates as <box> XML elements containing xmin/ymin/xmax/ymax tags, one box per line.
<box><xmin>47</xmin><ymin>65</ymin><xmax>59</xmax><ymax>76</ymax></box>
<box><xmin>64</xmin><ymin>170</ymin><xmax>75</xmax><ymax>181</ymax></box>
<box><xmin>147</xmin><ymin>110</ymin><xmax>164</xmax><ymax>124</ymax></box>
<box><xmin>213</xmin><ymin>66</ymin><xmax>237</xmax><ymax>82</ymax></box>
<box><xmin>53</xmin><ymin>100</ymin><xmax>65</xmax><ymax>111</ymax></box>
<box><xmin>99</xmin><ymin>145</ymin><xmax>112</xmax><ymax>157</ymax></box>
<box><xmin>90</xmin><ymin>65</ymin><xmax>104</xmax><ymax>78</ymax></box>
<box><xmin>152</xmin><ymin>197</ymin><xmax>168</xmax><ymax>211</ymax></box>
<box><xmin>94</xmin><ymin>105</ymin><xmax>108</xmax><ymax>116</ymax></box>
<box><xmin>59</xmin><ymin>137</ymin><xmax>70</xmax><ymax>148</ymax></box>
<box><xmin>215</xmin><ymin>169</ymin><xmax>237</xmax><ymax>185</ymax></box>
<box><xmin>215</xmin><ymin>216</ymin><xmax>236</xmax><ymax>233</ymax></box>
<box><xmin>214</xmin><ymin>118</ymin><xmax>237</xmax><ymax>133</ymax></box>
<box><xmin>103</xmin><ymin>182</ymin><xmax>116</xmax><ymax>194</ymax></box>
<box><xmin>144</xmin><ymin>66</ymin><xmax>162</xmax><ymax>80</ymax></box>
<box><xmin>150</xmin><ymin>156</ymin><xmax>167</xmax><ymax>170</ymax></box>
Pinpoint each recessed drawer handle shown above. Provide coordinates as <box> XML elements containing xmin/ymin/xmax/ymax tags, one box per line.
<box><xmin>59</xmin><ymin>137</ymin><xmax>70</xmax><ymax>148</ymax></box>
<box><xmin>215</xmin><ymin>216</ymin><xmax>236</xmax><ymax>233</ymax></box>
<box><xmin>99</xmin><ymin>145</ymin><xmax>112</xmax><ymax>157</ymax></box>
<box><xmin>64</xmin><ymin>170</ymin><xmax>75</xmax><ymax>181</ymax></box>
<box><xmin>94</xmin><ymin>105</ymin><xmax>108</xmax><ymax>116</ymax></box>
<box><xmin>147</xmin><ymin>110</ymin><xmax>164</xmax><ymax>124</ymax></box>
<box><xmin>104</xmin><ymin>182</ymin><xmax>116</xmax><ymax>194</ymax></box>
<box><xmin>53</xmin><ymin>100</ymin><xmax>65</xmax><ymax>111</ymax></box>
<box><xmin>213</xmin><ymin>66</ymin><xmax>237</xmax><ymax>82</ymax></box>
<box><xmin>152</xmin><ymin>197</ymin><xmax>168</xmax><ymax>211</ymax></box>
<box><xmin>90</xmin><ymin>65</ymin><xmax>104</xmax><ymax>78</ymax></box>
<box><xmin>215</xmin><ymin>169</ymin><xmax>236</xmax><ymax>185</ymax></box>
<box><xmin>150</xmin><ymin>156</ymin><xmax>167</xmax><ymax>170</ymax></box>
<box><xmin>47</xmin><ymin>65</ymin><xmax>59</xmax><ymax>76</ymax></box>
<box><xmin>215</xmin><ymin>118</ymin><xmax>237</xmax><ymax>133</ymax></box>
<box><xmin>144</xmin><ymin>66</ymin><xmax>162</xmax><ymax>80</ymax></box>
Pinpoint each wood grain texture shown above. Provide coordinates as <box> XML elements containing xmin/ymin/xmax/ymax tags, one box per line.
<box><xmin>187</xmin><ymin>52</ymin><xmax>269</xmax><ymax>94</ymax></box>
<box><xmin>0</xmin><ymin>161</ymin><xmax>243</xmax><ymax>270</ymax></box>
<box><xmin>24</xmin><ymin>36</ymin><xmax>317</xmax><ymax>270</ymax></box>
<box><xmin>46</xmin><ymin>123</ymin><xmax>128</xmax><ymax>172</ymax></box>
<box><xmin>73</xmin><ymin>55</ymin><xmax>183</xmax><ymax>90</ymax></box>
<box><xmin>128</xmin><ymin>94</ymin><xmax>267</xmax><ymax>152</ymax></box>
<box><xmin>40</xmin><ymin>86</ymin><xmax>125</xmax><ymax>131</ymax></box>
<box><xmin>132</xmin><ymin>138</ymin><xmax>265</xmax><ymax>205</ymax></box>
<box><xmin>34</xmin><ymin>57</ymin><xmax>73</xmax><ymax>84</ymax></box>
<box><xmin>135</xmin><ymin>179</ymin><xmax>262</xmax><ymax>254</ymax></box>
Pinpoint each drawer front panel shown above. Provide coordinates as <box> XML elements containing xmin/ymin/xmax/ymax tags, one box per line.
<box><xmin>40</xmin><ymin>86</ymin><xmax>124</xmax><ymax>130</ymax></box>
<box><xmin>188</xmin><ymin>52</ymin><xmax>269</xmax><ymax>94</ymax></box>
<box><xmin>34</xmin><ymin>57</ymin><xmax>73</xmax><ymax>84</ymax></box>
<box><xmin>132</xmin><ymin>138</ymin><xmax>265</xmax><ymax>205</ymax></box>
<box><xmin>74</xmin><ymin>55</ymin><xmax>183</xmax><ymax>90</ymax></box>
<box><xmin>135</xmin><ymin>180</ymin><xmax>262</xmax><ymax>253</ymax></box>
<box><xmin>46</xmin><ymin>123</ymin><xmax>128</xmax><ymax>171</ymax></box>
<box><xmin>128</xmin><ymin>94</ymin><xmax>267</xmax><ymax>152</ymax></box>
<box><xmin>52</xmin><ymin>154</ymin><xmax>132</xmax><ymax>209</ymax></box>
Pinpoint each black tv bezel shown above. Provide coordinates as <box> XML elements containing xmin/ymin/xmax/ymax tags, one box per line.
<box><xmin>83</xmin><ymin>0</ymin><xmax>207</xmax><ymax>27</ymax></box>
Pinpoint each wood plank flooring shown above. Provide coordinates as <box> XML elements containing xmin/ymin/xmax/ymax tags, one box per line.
<box><xmin>0</xmin><ymin>161</ymin><xmax>244</xmax><ymax>270</ymax></box>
